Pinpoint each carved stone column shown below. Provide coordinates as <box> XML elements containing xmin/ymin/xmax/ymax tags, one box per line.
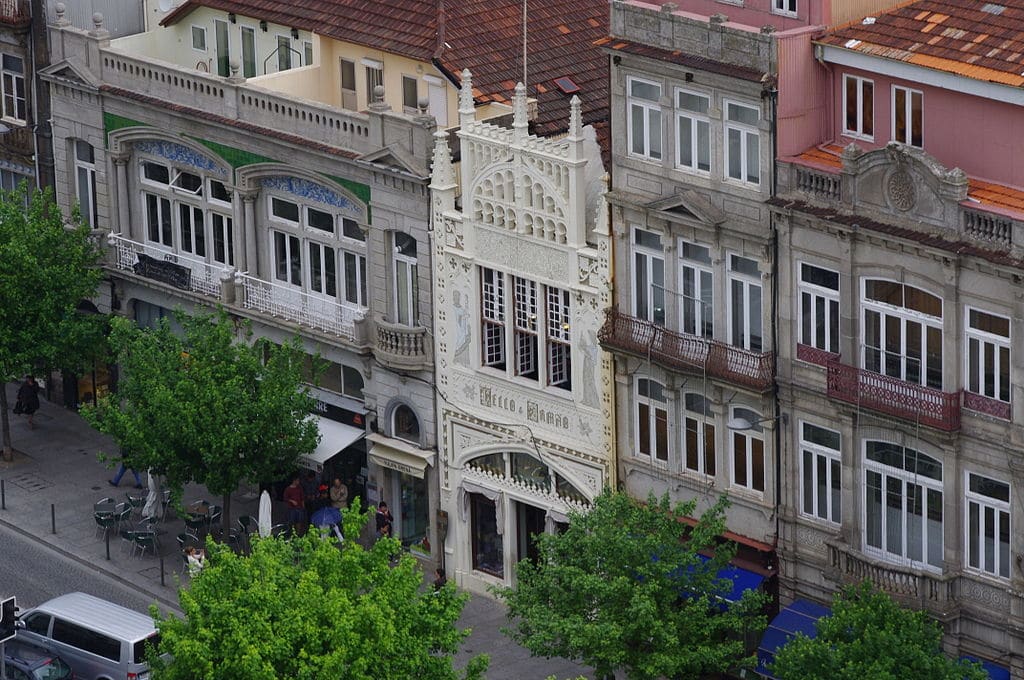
<box><xmin>240</xmin><ymin>190</ymin><xmax>258</xmax><ymax>276</ymax></box>
<box><xmin>111</xmin><ymin>153</ymin><xmax>130</xmax><ymax>237</ymax></box>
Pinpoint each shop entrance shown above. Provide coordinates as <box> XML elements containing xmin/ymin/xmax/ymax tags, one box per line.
<box><xmin>515</xmin><ymin>501</ymin><xmax>547</xmax><ymax>565</ymax></box>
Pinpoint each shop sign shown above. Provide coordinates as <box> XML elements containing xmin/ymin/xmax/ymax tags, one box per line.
<box><xmin>133</xmin><ymin>253</ymin><xmax>191</xmax><ymax>290</ymax></box>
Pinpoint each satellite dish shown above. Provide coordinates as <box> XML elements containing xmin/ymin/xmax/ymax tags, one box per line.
<box><xmin>158</xmin><ymin>0</ymin><xmax>173</xmax><ymax>12</ymax></box>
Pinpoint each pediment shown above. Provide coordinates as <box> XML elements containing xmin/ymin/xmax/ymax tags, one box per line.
<box><xmin>360</xmin><ymin>145</ymin><xmax>428</xmax><ymax>178</ymax></box>
<box><xmin>38</xmin><ymin>58</ymin><xmax>100</xmax><ymax>90</ymax></box>
<box><xmin>645</xmin><ymin>188</ymin><xmax>725</xmax><ymax>226</ymax></box>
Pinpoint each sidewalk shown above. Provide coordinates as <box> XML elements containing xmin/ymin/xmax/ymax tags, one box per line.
<box><xmin>0</xmin><ymin>382</ymin><xmax>591</xmax><ymax>679</ymax></box>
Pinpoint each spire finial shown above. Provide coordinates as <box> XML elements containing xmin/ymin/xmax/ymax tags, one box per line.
<box><xmin>431</xmin><ymin>130</ymin><xmax>456</xmax><ymax>188</ymax></box>
<box><xmin>459</xmin><ymin>69</ymin><xmax>475</xmax><ymax>123</ymax></box>
<box><xmin>568</xmin><ymin>95</ymin><xmax>582</xmax><ymax>139</ymax></box>
<box><xmin>512</xmin><ymin>82</ymin><xmax>528</xmax><ymax>138</ymax></box>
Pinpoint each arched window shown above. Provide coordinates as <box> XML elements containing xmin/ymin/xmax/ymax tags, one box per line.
<box><xmin>862</xmin><ymin>279</ymin><xmax>943</xmax><ymax>388</ymax></box>
<box><xmin>392</xmin><ymin>404</ymin><xmax>419</xmax><ymax>444</ymax></box>
<box><xmin>864</xmin><ymin>441</ymin><xmax>943</xmax><ymax>569</ymax></box>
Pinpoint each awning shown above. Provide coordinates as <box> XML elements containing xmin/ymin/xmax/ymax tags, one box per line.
<box><xmin>367</xmin><ymin>432</ymin><xmax>435</xmax><ymax>479</ymax></box>
<box><xmin>298</xmin><ymin>416</ymin><xmax>366</xmax><ymax>470</ymax></box>
<box><xmin>961</xmin><ymin>656</ymin><xmax>1011</xmax><ymax>680</ymax></box>
<box><xmin>696</xmin><ymin>554</ymin><xmax>766</xmax><ymax>603</ymax></box>
<box><xmin>756</xmin><ymin>598</ymin><xmax>831</xmax><ymax>678</ymax></box>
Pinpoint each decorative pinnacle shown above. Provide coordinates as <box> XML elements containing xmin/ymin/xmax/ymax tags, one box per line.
<box><xmin>568</xmin><ymin>95</ymin><xmax>582</xmax><ymax>139</ymax></box>
<box><xmin>512</xmin><ymin>82</ymin><xmax>528</xmax><ymax>135</ymax></box>
<box><xmin>459</xmin><ymin>69</ymin><xmax>475</xmax><ymax>116</ymax></box>
<box><xmin>431</xmin><ymin>130</ymin><xmax>456</xmax><ymax>188</ymax></box>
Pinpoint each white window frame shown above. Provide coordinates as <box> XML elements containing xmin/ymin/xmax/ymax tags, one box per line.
<box><xmin>861</xmin><ymin>279</ymin><xmax>943</xmax><ymax>389</ymax></box>
<box><xmin>303</xmin><ymin>41</ymin><xmax>313</xmax><ymax>67</ymax></box>
<box><xmin>364</xmin><ymin>59</ymin><xmax>384</xmax><ymax>105</ymax></box>
<box><xmin>675</xmin><ymin>89</ymin><xmax>710</xmax><ymax>174</ymax></box>
<box><xmin>798</xmin><ymin>261</ymin><xmax>840</xmax><ymax>354</ymax></box>
<box><xmin>276</xmin><ymin>35</ymin><xmax>292</xmax><ymax>71</ymax></box>
<box><xmin>682</xmin><ymin>392</ymin><xmax>715</xmax><ymax>476</ymax></box>
<box><xmin>479</xmin><ymin>267</ymin><xmax>572</xmax><ymax>391</ymax></box>
<box><xmin>307</xmin><ymin>240</ymin><xmax>337</xmax><ymax>299</ymax></box>
<box><xmin>799</xmin><ymin>422</ymin><xmax>841</xmax><ymax>525</ymax></box>
<box><xmin>723</xmin><ymin>100</ymin><xmax>760</xmax><ymax>186</ymax></box>
<box><xmin>271</xmin><ymin>229</ymin><xmax>302</xmax><ymax>287</ymax></box>
<box><xmin>240</xmin><ymin>25</ymin><xmax>257</xmax><ymax>79</ymax></box>
<box><xmin>339</xmin><ymin>218</ymin><xmax>367</xmax><ymax>307</ymax></box>
<box><xmin>679</xmin><ymin>239</ymin><xmax>713</xmax><ymax>338</ymax></box>
<box><xmin>892</xmin><ymin>85</ymin><xmax>923</xmax><ymax>148</ymax></box>
<box><xmin>74</xmin><ymin>140</ymin><xmax>97</xmax><ymax>228</ymax></box>
<box><xmin>191</xmin><ymin>25</ymin><xmax>207</xmax><ymax>52</ymax></box>
<box><xmin>772</xmin><ymin>0</ymin><xmax>797</xmax><ymax>16</ymax></box>
<box><xmin>177</xmin><ymin>202</ymin><xmax>205</xmax><ymax>257</ymax></box>
<box><xmin>393</xmin><ymin>232</ymin><xmax>418</xmax><ymax>326</ymax></box>
<box><xmin>965</xmin><ymin>307</ymin><xmax>1010</xmax><ymax>403</ymax></box>
<box><xmin>730</xmin><ymin>406</ymin><xmax>764</xmax><ymax>494</ymax></box>
<box><xmin>402</xmin><ymin>74</ymin><xmax>419</xmax><ymax>113</ymax></box>
<box><xmin>843</xmin><ymin>74</ymin><xmax>874</xmax><ymax>140</ymax></box>
<box><xmin>210</xmin><ymin>212</ymin><xmax>234</xmax><ymax>266</ymax></box>
<box><xmin>863</xmin><ymin>441</ymin><xmax>943</xmax><ymax>571</ymax></box>
<box><xmin>727</xmin><ymin>254</ymin><xmax>762</xmax><ymax>352</ymax></box>
<box><xmin>1</xmin><ymin>53</ymin><xmax>25</xmax><ymax>123</ymax></box>
<box><xmin>632</xmin><ymin>227</ymin><xmax>665</xmax><ymax>325</ymax></box>
<box><xmin>635</xmin><ymin>378</ymin><xmax>669</xmax><ymax>464</ymax></box>
<box><xmin>965</xmin><ymin>472</ymin><xmax>1010</xmax><ymax>579</ymax></box>
<box><xmin>626</xmin><ymin>76</ymin><xmax>663</xmax><ymax>161</ymax></box>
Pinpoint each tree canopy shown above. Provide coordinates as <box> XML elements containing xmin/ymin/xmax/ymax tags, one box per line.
<box><xmin>150</xmin><ymin>507</ymin><xmax>488</xmax><ymax>680</ymax></box>
<box><xmin>496</xmin><ymin>490</ymin><xmax>766</xmax><ymax>680</ymax></box>
<box><xmin>0</xmin><ymin>185</ymin><xmax>104</xmax><ymax>459</ymax></box>
<box><xmin>82</xmin><ymin>308</ymin><xmax>320</xmax><ymax>526</ymax></box>
<box><xmin>771</xmin><ymin>582</ymin><xmax>987</xmax><ymax>680</ymax></box>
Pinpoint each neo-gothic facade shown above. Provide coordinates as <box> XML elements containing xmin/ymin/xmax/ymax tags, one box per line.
<box><xmin>431</xmin><ymin>74</ymin><xmax>613</xmax><ymax>594</ymax></box>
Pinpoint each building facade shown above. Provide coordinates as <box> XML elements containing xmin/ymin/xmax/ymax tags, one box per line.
<box><xmin>43</xmin><ymin>7</ymin><xmax>441</xmax><ymax>560</ymax></box>
<box><xmin>431</xmin><ymin>75</ymin><xmax>613</xmax><ymax>594</ymax></box>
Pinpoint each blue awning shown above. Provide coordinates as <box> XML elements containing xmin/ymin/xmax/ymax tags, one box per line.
<box><xmin>961</xmin><ymin>655</ymin><xmax>1011</xmax><ymax>680</ymax></box>
<box><xmin>756</xmin><ymin>598</ymin><xmax>831</xmax><ymax>678</ymax></box>
<box><xmin>695</xmin><ymin>554</ymin><xmax>766</xmax><ymax>603</ymax></box>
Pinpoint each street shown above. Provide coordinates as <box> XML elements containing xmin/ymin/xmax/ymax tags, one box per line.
<box><xmin>0</xmin><ymin>522</ymin><xmax>174</xmax><ymax>617</ymax></box>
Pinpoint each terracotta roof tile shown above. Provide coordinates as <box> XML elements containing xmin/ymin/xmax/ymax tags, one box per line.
<box><xmin>161</xmin><ymin>0</ymin><xmax>609</xmax><ymax>143</ymax></box>
<box><xmin>820</xmin><ymin>0</ymin><xmax>1024</xmax><ymax>86</ymax></box>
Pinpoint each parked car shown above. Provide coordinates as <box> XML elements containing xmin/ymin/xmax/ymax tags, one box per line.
<box><xmin>16</xmin><ymin>592</ymin><xmax>160</xmax><ymax>680</ymax></box>
<box><xmin>3</xmin><ymin>638</ymin><xmax>74</xmax><ymax>680</ymax></box>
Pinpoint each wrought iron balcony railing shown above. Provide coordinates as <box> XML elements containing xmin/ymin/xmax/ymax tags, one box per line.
<box><xmin>598</xmin><ymin>309</ymin><xmax>773</xmax><ymax>392</ymax></box>
<box><xmin>825</xmin><ymin>361</ymin><xmax>961</xmax><ymax>431</ymax></box>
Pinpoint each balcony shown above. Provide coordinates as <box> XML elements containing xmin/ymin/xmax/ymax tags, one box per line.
<box><xmin>235</xmin><ymin>272</ymin><xmax>365</xmax><ymax>343</ymax></box>
<box><xmin>825</xmin><ymin>361</ymin><xmax>961</xmax><ymax>432</ymax></box>
<box><xmin>109</xmin><ymin>233</ymin><xmax>226</xmax><ymax>298</ymax></box>
<box><xmin>825</xmin><ymin>540</ymin><xmax>957</xmax><ymax>619</ymax></box>
<box><xmin>374</xmin><ymin>317</ymin><xmax>431</xmax><ymax>371</ymax></box>
<box><xmin>598</xmin><ymin>309</ymin><xmax>773</xmax><ymax>392</ymax></box>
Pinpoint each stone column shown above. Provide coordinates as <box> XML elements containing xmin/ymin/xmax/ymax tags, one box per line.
<box><xmin>111</xmin><ymin>153</ymin><xmax>130</xmax><ymax>237</ymax></box>
<box><xmin>240</xmin><ymin>190</ymin><xmax>258</xmax><ymax>277</ymax></box>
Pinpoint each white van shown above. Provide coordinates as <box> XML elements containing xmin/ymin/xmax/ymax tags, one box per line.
<box><xmin>16</xmin><ymin>592</ymin><xmax>161</xmax><ymax>680</ymax></box>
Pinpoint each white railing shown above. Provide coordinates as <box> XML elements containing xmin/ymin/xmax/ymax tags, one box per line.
<box><xmin>235</xmin><ymin>271</ymin><xmax>363</xmax><ymax>340</ymax></box>
<box><xmin>108</xmin><ymin>233</ymin><xmax>224</xmax><ymax>297</ymax></box>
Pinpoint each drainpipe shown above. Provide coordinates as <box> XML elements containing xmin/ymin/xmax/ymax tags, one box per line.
<box><xmin>29</xmin><ymin>0</ymin><xmax>53</xmax><ymax>190</ymax></box>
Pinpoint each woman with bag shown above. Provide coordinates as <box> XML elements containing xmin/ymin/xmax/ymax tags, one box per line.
<box><xmin>16</xmin><ymin>375</ymin><xmax>40</xmax><ymax>429</ymax></box>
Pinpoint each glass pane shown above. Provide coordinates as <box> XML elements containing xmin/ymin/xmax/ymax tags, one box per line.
<box><xmin>730</xmin><ymin>279</ymin><xmax>745</xmax><ymax>346</ymax></box>
<box><xmin>984</xmin><ymin>505</ymin><xmax>995</xmax><ymax>573</ymax></box>
<box><xmin>630</xmin><ymin>79</ymin><xmax>660</xmax><ymax>100</ymax></box>
<box><xmin>325</xmin><ymin>248</ymin><xmax>336</xmax><ymax>297</ymax></box>
<box><xmin>866</xmin><ymin>470</ymin><xmax>882</xmax><ymax>549</ymax></box>
<box><xmin>815</xmin><ymin>295</ymin><xmax>826</xmax><ymax>349</ymax></box>
<box><xmin>678</xmin><ymin>116</ymin><xmax>693</xmax><ymax>167</ymax></box>
<box><xmin>905</xmin><ymin>322</ymin><xmax>921</xmax><ymax>384</ymax></box>
<box><xmin>697</xmin><ymin>120</ymin><xmax>710</xmax><ymax>171</ymax></box>
<box><xmin>649</xmin><ymin>109</ymin><xmax>662</xmax><ymax>159</ymax></box>
<box><xmin>704</xmin><ymin>424</ymin><xmax>716</xmax><ymax>476</ymax></box>
<box><xmin>307</xmin><ymin>208</ymin><xmax>334</xmax><ymax>233</ymax></box>
<box><xmin>910</xmin><ymin>91</ymin><xmax>923</xmax><ymax>147</ymax></box>
<box><xmin>999</xmin><ymin>510</ymin><xmax>1010</xmax><ymax>577</ymax></box>
<box><xmin>686</xmin><ymin>418</ymin><xmax>699</xmax><ymax>471</ymax></box>
<box><xmin>655</xmin><ymin>407</ymin><xmax>668</xmax><ymax>461</ymax></box>
<box><xmin>926</xmin><ymin>488</ymin><xmax>943</xmax><ymax>567</ymax></box>
<box><xmin>885</xmin><ymin>476</ymin><xmax>903</xmax><ymax>556</ymax></box>
<box><xmin>241</xmin><ymin>28</ymin><xmax>256</xmax><ymax>78</ymax></box>
<box><xmin>749</xmin><ymin>284</ymin><xmax>762</xmax><ymax>352</ymax></box>
<box><xmin>862</xmin><ymin>80</ymin><xmax>873</xmax><ymax>136</ymax></box>
<box><xmin>630</xmin><ymin>104</ymin><xmax>645</xmax><ymax>155</ymax></box>
<box><xmin>745</xmin><ymin>131</ymin><xmax>759</xmax><ymax>183</ymax></box>
<box><xmin>894</xmin><ymin>87</ymin><xmax>907</xmax><ymax>143</ymax></box>
<box><xmin>906</xmin><ymin>482</ymin><xmax>922</xmax><ymax>561</ymax></box>
<box><xmin>816</xmin><ymin>454</ymin><xmax>827</xmax><ymax>518</ymax></box>
<box><xmin>831</xmin><ymin>459</ymin><xmax>842</xmax><ymax>523</ymax></box>
<box><xmin>652</xmin><ymin>257</ymin><xmax>665</xmax><ymax>325</ymax></box>
<box><xmin>802</xmin><ymin>423</ymin><xmax>840</xmax><ymax>450</ymax></box>
<box><xmin>727</xmin><ymin>102</ymin><xmax>759</xmax><ymax>125</ymax></box>
<box><xmin>752</xmin><ymin>438</ymin><xmax>764</xmax><ymax>492</ymax></box>
<box><xmin>968</xmin><ymin>501</ymin><xmax>980</xmax><ymax>569</ymax></box>
<box><xmin>638</xmin><ymin>403</ymin><xmax>651</xmax><ymax>456</ymax></box>
<box><xmin>678</xmin><ymin>91</ymin><xmax>708</xmax><ymax>113</ymax></box>
<box><xmin>397</xmin><ymin>263</ymin><xmax>410</xmax><ymax>324</ymax></box>
<box><xmin>999</xmin><ymin>345</ymin><xmax>1010</xmax><ymax>401</ymax></box>
<box><xmin>727</xmin><ymin>128</ymin><xmax>741</xmax><ymax>179</ymax></box>
<box><xmin>733</xmin><ymin>435</ymin><xmax>747</xmax><ymax>487</ymax></box>
<box><xmin>634</xmin><ymin>253</ymin><xmax>648</xmax><ymax>319</ymax></box>
<box><xmin>926</xmin><ymin>326</ymin><xmax>942</xmax><ymax>389</ymax></box>
<box><xmin>845</xmin><ymin>77</ymin><xmax>858</xmax><ymax>131</ymax></box>
<box><xmin>802</xmin><ymin>450</ymin><xmax>814</xmax><ymax>514</ymax></box>
<box><xmin>289</xmin><ymin>235</ymin><xmax>301</xmax><ymax>285</ymax></box>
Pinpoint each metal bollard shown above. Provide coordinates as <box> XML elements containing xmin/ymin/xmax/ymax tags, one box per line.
<box><xmin>51</xmin><ymin>504</ymin><xmax>56</xmax><ymax>534</ymax></box>
<box><xmin>1</xmin><ymin>479</ymin><xmax>4</xmax><ymax>510</ymax></box>
<box><xmin>160</xmin><ymin>557</ymin><xmax>165</xmax><ymax>587</ymax></box>
<box><xmin>105</xmin><ymin>531</ymin><xmax>110</xmax><ymax>560</ymax></box>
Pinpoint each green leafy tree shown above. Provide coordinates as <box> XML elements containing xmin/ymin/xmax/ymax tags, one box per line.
<box><xmin>150</xmin><ymin>506</ymin><xmax>488</xmax><ymax>680</ymax></box>
<box><xmin>0</xmin><ymin>185</ymin><xmax>103</xmax><ymax>460</ymax></box>
<box><xmin>82</xmin><ymin>308</ymin><xmax>319</xmax><ymax>527</ymax></box>
<box><xmin>496</xmin><ymin>490</ymin><xmax>766</xmax><ymax>680</ymax></box>
<box><xmin>771</xmin><ymin>581</ymin><xmax>987</xmax><ymax>680</ymax></box>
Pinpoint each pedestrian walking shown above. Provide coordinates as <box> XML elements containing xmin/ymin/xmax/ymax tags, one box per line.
<box><xmin>14</xmin><ymin>375</ymin><xmax>40</xmax><ymax>429</ymax></box>
<box><xmin>109</xmin><ymin>463</ymin><xmax>144</xmax><ymax>489</ymax></box>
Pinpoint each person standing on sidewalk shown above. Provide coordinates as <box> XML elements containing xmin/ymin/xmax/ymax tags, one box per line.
<box><xmin>15</xmin><ymin>375</ymin><xmax>40</xmax><ymax>429</ymax></box>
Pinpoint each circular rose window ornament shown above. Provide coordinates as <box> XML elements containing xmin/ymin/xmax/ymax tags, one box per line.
<box><xmin>886</xmin><ymin>168</ymin><xmax>917</xmax><ymax>212</ymax></box>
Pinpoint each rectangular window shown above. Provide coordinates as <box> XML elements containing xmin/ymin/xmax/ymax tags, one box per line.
<box><xmin>145</xmin><ymin>193</ymin><xmax>172</xmax><ymax>246</ymax></box>
<box><xmin>178</xmin><ymin>203</ymin><xmax>205</xmax><ymax>256</ymax></box>
<box><xmin>892</xmin><ymin>86</ymin><xmax>923</xmax><ymax>147</ymax></box>
<box><xmin>340</xmin><ymin>58</ymin><xmax>357</xmax><ymax>110</ymax></box>
<box><xmin>142</xmin><ymin>161</ymin><xmax>169</xmax><ymax>185</ymax></box>
<box><xmin>680</xmin><ymin>240</ymin><xmax>713</xmax><ymax>337</ymax></box>
<box><xmin>272</xmin><ymin>230</ymin><xmax>301</xmax><ymax>286</ymax></box>
<box><xmin>277</xmin><ymin>36</ymin><xmax>292</xmax><ymax>71</ymax></box>
<box><xmin>191</xmin><ymin>26</ymin><xmax>207</xmax><ymax>51</ymax></box>
<box><xmin>271</xmin><ymin>197</ymin><xmax>300</xmax><ymax>224</ymax></box>
<box><xmin>633</xmin><ymin>228</ymin><xmax>665</xmax><ymax>325</ymax></box>
<box><xmin>306</xmin><ymin>207</ymin><xmax>334</xmax><ymax>234</ymax></box>
<box><xmin>209</xmin><ymin>179</ymin><xmax>231</xmax><ymax>205</ymax></box>
<box><xmin>725</xmin><ymin>101</ymin><xmax>760</xmax><ymax>185</ymax></box>
<box><xmin>636</xmin><ymin>378</ymin><xmax>669</xmax><ymax>463</ymax></box>
<box><xmin>683</xmin><ymin>393</ymin><xmax>715</xmax><ymax>475</ymax></box>
<box><xmin>773</xmin><ymin>0</ymin><xmax>797</xmax><ymax>15</ymax></box>
<box><xmin>513</xmin><ymin>276</ymin><xmax>539</xmax><ymax>380</ymax></box>
<box><xmin>241</xmin><ymin>27</ymin><xmax>256</xmax><ymax>78</ymax></box>
<box><xmin>546</xmin><ymin>286</ymin><xmax>571</xmax><ymax>390</ymax></box>
<box><xmin>731</xmin><ymin>415</ymin><xmax>764</xmax><ymax>493</ymax></box>
<box><xmin>402</xmin><ymin>75</ymin><xmax>419</xmax><ymax>113</ymax></box>
<box><xmin>303</xmin><ymin>41</ymin><xmax>313</xmax><ymax>66</ymax></box>
<box><xmin>844</xmin><ymin>75</ymin><xmax>874</xmax><ymax>139</ymax></box>
<box><xmin>798</xmin><ymin>262</ymin><xmax>840</xmax><ymax>354</ymax></box>
<box><xmin>800</xmin><ymin>422</ymin><xmax>841</xmax><ymax>524</ymax></box>
<box><xmin>365</xmin><ymin>61</ymin><xmax>384</xmax><ymax>105</ymax></box>
<box><xmin>627</xmin><ymin>77</ymin><xmax>662</xmax><ymax>161</ymax></box>
<box><xmin>1</xmin><ymin>53</ymin><xmax>25</xmax><ymax>121</ymax></box>
<box><xmin>341</xmin><ymin>250</ymin><xmax>367</xmax><ymax>306</ymax></box>
<box><xmin>394</xmin><ymin>236</ymin><xmax>418</xmax><ymax>326</ymax></box>
<box><xmin>211</xmin><ymin>213</ymin><xmax>233</xmax><ymax>266</ymax></box>
<box><xmin>341</xmin><ymin>365</ymin><xmax>364</xmax><ymax>400</ymax></box>
<box><xmin>966</xmin><ymin>308</ymin><xmax>1010</xmax><ymax>403</ymax></box>
<box><xmin>74</xmin><ymin>140</ymin><xmax>97</xmax><ymax>228</ymax></box>
<box><xmin>308</xmin><ymin>242</ymin><xmax>337</xmax><ymax>298</ymax></box>
<box><xmin>481</xmin><ymin>267</ymin><xmax>506</xmax><ymax>370</ymax></box>
<box><xmin>676</xmin><ymin>90</ymin><xmax>710</xmax><ymax>173</ymax></box>
<box><xmin>966</xmin><ymin>473</ymin><xmax>1010</xmax><ymax>579</ymax></box>
<box><xmin>214</xmin><ymin>20</ymin><xmax>229</xmax><ymax>78</ymax></box>
<box><xmin>728</xmin><ymin>254</ymin><xmax>762</xmax><ymax>352</ymax></box>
